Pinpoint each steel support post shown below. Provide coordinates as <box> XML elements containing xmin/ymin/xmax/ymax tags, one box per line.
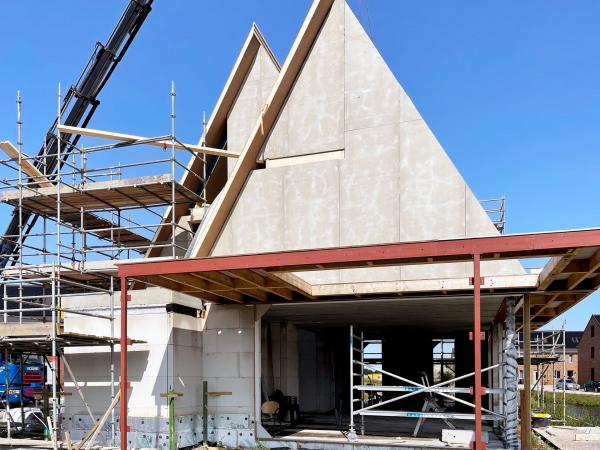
<box><xmin>348</xmin><ymin>325</ymin><xmax>357</xmax><ymax>441</ymax></box>
<box><xmin>120</xmin><ymin>276</ymin><xmax>129</xmax><ymax>450</ymax></box>
<box><xmin>473</xmin><ymin>254</ymin><xmax>484</xmax><ymax>450</ymax></box>
<box><xmin>521</xmin><ymin>295</ymin><xmax>531</xmax><ymax>449</ymax></box>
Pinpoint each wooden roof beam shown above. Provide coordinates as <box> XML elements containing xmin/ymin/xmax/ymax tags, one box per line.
<box><xmin>57</xmin><ymin>125</ymin><xmax>239</xmax><ymax>159</ymax></box>
<box><xmin>224</xmin><ymin>269</ymin><xmax>294</xmax><ymax>301</ymax></box>
<box><xmin>566</xmin><ymin>249</ymin><xmax>600</xmax><ymax>290</ymax></box>
<box><xmin>192</xmin><ymin>272</ymin><xmax>269</xmax><ymax>302</ymax></box>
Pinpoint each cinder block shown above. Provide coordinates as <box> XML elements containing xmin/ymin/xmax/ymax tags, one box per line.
<box><xmin>73</xmin><ymin>414</ymin><xmax>93</xmax><ymax>430</ymax></box>
<box><xmin>216</xmin><ymin>328</ymin><xmax>254</xmax><ymax>353</ymax></box>
<box><xmin>157</xmin><ymin>417</ymin><xmax>171</xmax><ymax>433</ymax></box>
<box><xmin>131</xmin><ymin>416</ymin><xmax>159</xmax><ymax>432</ymax></box>
<box><xmin>68</xmin><ymin>429</ymin><xmax>86</xmax><ymax>442</ymax></box>
<box><xmin>239</xmin><ymin>352</ymin><xmax>254</xmax><ymax>378</ymax></box>
<box><xmin>61</xmin><ymin>414</ymin><xmax>74</xmax><ymax>430</ymax></box>
<box><xmin>205</xmin><ymin>306</ymin><xmax>240</xmax><ymax>330</ymax></box>
<box><xmin>238</xmin><ymin>429</ymin><xmax>256</xmax><ymax>448</ymax></box>
<box><xmin>214</xmin><ymin>413</ymin><xmax>250</xmax><ymax>430</ymax></box>
<box><xmin>156</xmin><ymin>433</ymin><xmax>170</xmax><ymax>449</ymax></box>
<box><xmin>203</xmin><ymin>353</ymin><xmax>239</xmax><ymax>378</ymax></box>
<box><xmin>216</xmin><ymin>428</ymin><xmax>238</xmax><ymax>448</ymax></box>
<box><xmin>177</xmin><ymin>429</ymin><xmax>198</xmax><ymax>447</ymax></box>
<box><xmin>175</xmin><ymin>414</ymin><xmax>195</xmax><ymax>432</ymax></box>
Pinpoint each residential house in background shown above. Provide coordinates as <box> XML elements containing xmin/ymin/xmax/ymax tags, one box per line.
<box><xmin>518</xmin><ymin>331</ymin><xmax>582</xmax><ymax>385</ymax></box>
<box><xmin>578</xmin><ymin>315</ymin><xmax>600</xmax><ymax>383</ymax></box>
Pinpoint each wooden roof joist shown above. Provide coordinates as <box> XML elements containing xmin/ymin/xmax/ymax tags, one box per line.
<box><xmin>57</xmin><ymin>125</ymin><xmax>239</xmax><ymax>159</ymax></box>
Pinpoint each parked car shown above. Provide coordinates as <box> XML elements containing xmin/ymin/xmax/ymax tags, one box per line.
<box><xmin>556</xmin><ymin>378</ymin><xmax>580</xmax><ymax>390</ymax></box>
<box><xmin>584</xmin><ymin>380</ymin><xmax>600</xmax><ymax>392</ymax></box>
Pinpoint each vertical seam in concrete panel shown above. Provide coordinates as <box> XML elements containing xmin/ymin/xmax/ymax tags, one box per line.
<box><xmin>340</xmin><ymin>0</ymin><xmax>345</xmax><ymax>255</ymax></box>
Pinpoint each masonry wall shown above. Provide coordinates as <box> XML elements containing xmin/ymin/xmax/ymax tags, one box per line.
<box><xmin>518</xmin><ymin>353</ymin><xmax>579</xmax><ymax>385</ymax></box>
<box><xmin>578</xmin><ymin>319</ymin><xmax>600</xmax><ymax>383</ymax></box>
<box><xmin>61</xmin><ymin>288</ymin><xmax>205</xmax><ymax>448</ymax></box>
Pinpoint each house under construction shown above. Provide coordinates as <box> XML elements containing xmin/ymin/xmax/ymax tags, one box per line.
<box><xmin>1</xmin><ymin>1</ymin><xmax>600</xmax><ymax>450</ymax></box>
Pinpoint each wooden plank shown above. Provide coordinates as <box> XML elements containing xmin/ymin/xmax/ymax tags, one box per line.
<box><xmin>0</xmin><ymin>141</ymin><xmax>53</xmax><ymax>188</ymax></box>
<box><xmin>161</xmin><ymin>273</ymin><xmax>246</xmax><ymax>304</ymax></box>
<box><xmin>0</xmin><ymin>322</ymin><xmax>52</xmax><ymax>336</ymax></box>
<box><xmin>190</xmin><ymin>0</ymin><xmax>335</xmax><ymax>258</ymax></box>
<box><xmin>537</xmin><ymin>251</ymin><xmax>577</xmax><ymax>290</ymax></box>
<box><xmin>225</xmin><ymin>269</ymin><xmax>294</xmax><ymax>301</ymax></box>
<box><xmin>187</xmin><ymin>272</ymin><xmax>258</xmax><ymax>303</ymax></box>
<box><xmin>1</xmin><ymin>174</ymin><xmax>196</xmax><ymax>214</ymax></box>
<box><xmin>566</xmin><ymin>249</ymin><xmax>600</xmax><ymax>290</ymax></box>
<box><xmin>57</xmin><ymin>125</ymin><xmax>239</xmax><ymax>159</ymax></box>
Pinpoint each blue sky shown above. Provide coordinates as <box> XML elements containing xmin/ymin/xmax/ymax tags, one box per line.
<box><xmin>1</xmin><ymin>1</ymin><xmax>599</xmax><ymax>330</ymax></box>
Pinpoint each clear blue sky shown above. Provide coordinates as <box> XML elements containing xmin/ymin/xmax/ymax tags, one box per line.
<box><xmin>1</xmin><ymin>1</ymin><xmax>599</xmax><ymax>330</ymax></box>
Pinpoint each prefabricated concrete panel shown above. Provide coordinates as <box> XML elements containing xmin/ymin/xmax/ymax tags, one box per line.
<box><xmin>210</xmin><ymin>0</ymin><xmax>524</xmax><ymax>286</ymax></box>
<box><xmin>262</xmin><ymin>0</ymin><xmax>345</xmax><ymax>160</ymax></box>
<box><xmin>227</xmin><ymin>46</ymin><xmax>279</xmax><ymax>174</ymax></box>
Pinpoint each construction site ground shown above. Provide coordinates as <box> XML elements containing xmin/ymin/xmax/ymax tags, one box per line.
<box><xmin>535</xmin><ymin>426</ymin><xmax>600</xmax><ymax>449</ymax></box>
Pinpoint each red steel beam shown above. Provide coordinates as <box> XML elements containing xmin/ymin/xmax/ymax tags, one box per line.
<box><xmin>118</xmin><ymin>229</ymin><xmax>600</xmax><ymax>278</ymax></box>
<box><xmin>120</xmin><ymin>276</ymin><xmax>128</xmax><ymax>450</ymax></box>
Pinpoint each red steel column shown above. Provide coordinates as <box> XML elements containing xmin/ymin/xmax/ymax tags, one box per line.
<box><xmin>473</xmin><ymin>254</ymin><xmax>484</xmax><ymax>449</ymax></box>
<box><xmin>120</xmin><ymin>276</ymin><xmax>128</xmax><ymax>450</ymax></box>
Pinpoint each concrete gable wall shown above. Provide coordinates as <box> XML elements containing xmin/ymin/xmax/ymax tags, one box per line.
<box><xmin>212</xmin><ymin>0</ymin><xmax>524</xmax><ymax>282</ymax></box>
<box><xmin>227</xmin><ymin>46</ymin><xmax>279</xmax><ymax>174</ymax></box>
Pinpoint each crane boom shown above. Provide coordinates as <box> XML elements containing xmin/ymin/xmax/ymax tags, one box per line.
<box><xmin>0</xmin><ymin>0</ymin><xmax>153</xmax><ymax>268</ymax></box>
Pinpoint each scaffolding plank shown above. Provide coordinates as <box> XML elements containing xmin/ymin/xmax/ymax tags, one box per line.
<box><xmin>0</xmin><ymin>141</ymin><xmax>53</xmax><ymax>188</ymax></box>
<box><xmin>0</xmin><ymin>331</ymin><xmax>144</xmax><ymax>354</ymax></box>
<box><xmin>0</xmin><ymin>174</ymin><xmax>198</xmax><ymax>214</ymax></box>
<box><xmin>61</xmin><ymin>212</ymin><xmax>151</xmax><ymax>247</ymax></box>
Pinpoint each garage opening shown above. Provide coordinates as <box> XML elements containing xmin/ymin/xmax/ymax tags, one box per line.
<box><xmin>259</xmin><ymin>296</ymin><xmax>507</xmax><ymax>447</ymax></box>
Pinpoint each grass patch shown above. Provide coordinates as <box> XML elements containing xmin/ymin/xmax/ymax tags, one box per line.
<box><xmin>541</xmin><ymin>390</ymin><xmax>600</xmax><ymax>407</ymax></box>
<box><xmin>531</xmin><ymin>391</ymin><xmax>600</xmax><ymax>426</ymax></box>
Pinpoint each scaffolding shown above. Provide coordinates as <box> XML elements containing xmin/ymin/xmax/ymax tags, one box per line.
<box><xmin>0</xmin><ymin>83</ymin><xmax>214</xmax><ymax>446</ymax></box>
<box><xmin>348</xmin><ymin>326</ymin><xmax>506</xmax><ymax>441</ymax></box>
<box><xmin>480</xmin><ymin>197</ymin><xmax>506</xmax><ymax>234</ymax></box>
<box><xmin>517</xmin><ymin>324</ymin><xmax>567</xmax><ymax>424</ymax></box>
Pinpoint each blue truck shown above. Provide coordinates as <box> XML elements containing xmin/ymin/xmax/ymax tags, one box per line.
<box><xmin>0</xmin><ymin>357</ymin><xmax>45</xmax><ymax>405</ymax></box>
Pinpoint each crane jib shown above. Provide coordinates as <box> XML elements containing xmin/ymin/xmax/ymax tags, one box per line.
<box><xmin>0</xmin><ymin>0</ymin><xmax>153</xmax><ymax>270</ymax></box>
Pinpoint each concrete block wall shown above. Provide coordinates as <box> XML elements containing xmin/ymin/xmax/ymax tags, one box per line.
<box><xmin>62</xmin><ymin>288</ymin><xmax>205</xmax><ymax>420</ymax></box>
<box><xmin>202</xmin><ymin>305</ymin><xmax>256</xmax><ymax>416</ymax></box>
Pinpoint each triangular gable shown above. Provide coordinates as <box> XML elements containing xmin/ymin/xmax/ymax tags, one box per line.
<box><xmin>193</xmin><ymin>0</ymin><xmax>524</xmax><ymax>284</ymax></box>
<box><xmin>189</xmin><ymin>0</ymin><xmax>336</xmax><ymax>258</ymax></box>
<box><xmin>146</xmin><ymin>24</ymin><xmax>279</xmax><ymax>258</ymax></box>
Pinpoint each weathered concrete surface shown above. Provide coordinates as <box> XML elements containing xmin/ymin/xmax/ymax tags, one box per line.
<box><xmin>535</xmin><ymin>426</ymin><xmax>600</xmax><ymax>449</ymax></box>
<box><xmin>227</xmin><ymin>46</ymin><xmax>279</xmax><ymax>174</ymax></box>
<box><xmin>212</xmin><ymin>0</ymin><xmax>525</xmax><ymax>285</ymax></box>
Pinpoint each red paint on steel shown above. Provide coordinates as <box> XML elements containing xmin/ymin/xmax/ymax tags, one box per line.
<box><xmin>118</xmin><ymin>229</ymin><xmax>600</xmax><ymax>278</ymax></box>
<box><xmin>120</xmin><ymin>276</ymin><xmax>128</xmax><ymax>450</ymax></box>
<box><xmin>473</xmin><ymin>254</ymin><xmax>484</xmax><ymax>450</ymax></box>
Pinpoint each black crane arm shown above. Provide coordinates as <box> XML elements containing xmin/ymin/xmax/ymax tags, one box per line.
<box><xmin>0</xmin><ymin>0</ymin><xmax>153</xmax><ymax>268</ymax></box>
